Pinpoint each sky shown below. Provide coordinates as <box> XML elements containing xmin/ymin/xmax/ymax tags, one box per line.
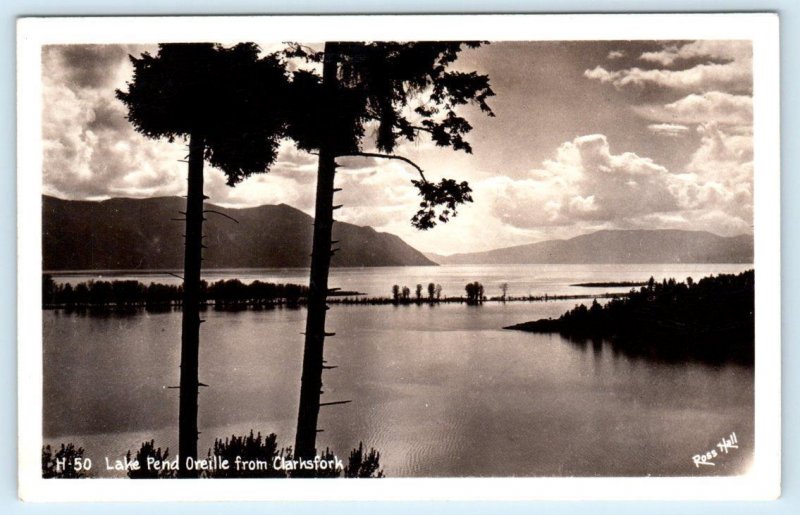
<box><xmin>41</xmin><ymin>40</ymin><xmax>753</xmax><ymax>255</ymax></box>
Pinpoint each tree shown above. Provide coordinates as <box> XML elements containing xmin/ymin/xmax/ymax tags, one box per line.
<box><xmin>286</xmin><ymin>41</ymin><xmax>494</xmax><ymax>462</ymax></box>
<box><xmin>344</xmin><ymin>442</ymin><xmax>385</xmax><ymax>478</ymax></box>
<box><xmin>392</xmin><ymin>284</ymin><xmax>400</xmax><ymax>303</ymax></box>
<box><xmin>43</xmin><ymin>274</ymin><xmax>56</xmax><ymax>306</ymax></box>
<box><xmin>427</xmin><ymin>282</ymin><xmax>436</xmax><ymax>301</ymax></box>
<box><xmin>42</xmin><ymin>443</ymin><xmax>86</xmax><ymax>479</ymax></box>
<box><xmin>465</xmin><ymin>281</ymin><xmax>485</xmax><ymax>304</ymax></box>
<box><xmin>205</xmin><ymin>431</ymin><xmax>285</xmax><ymax>478</ymax></box>
<box><xmin>465</xmin><ymin>282</ymin><xmax>475</xmax><ymax>302</ymax></box>
<box><xmin>116</xmin><ymin>43</ymin><xmax>288</xmax><ymax>477</ymax></box>
<box><xmin>402</xmin><ymin>286</ymin><xmax>411</xmax><ymax>300</ymax></box>
<box><xmin>126</xmin><ymin>440</ymin><xmax>175</xmax><ymax>479</ymax></box>
<box><xmin>435</xmin><ymin>284</ymin><xmax>443</xmax><ymax>300</ymax></box>
<box><xmin>500</xmin><ymin>282</ymin><xmax>509</xmax><ymax>302</ymax></box>
<box><xmin>415</xmin><ymin>284</ymin><xmax>423</xmax><ymax>301</ymax></box>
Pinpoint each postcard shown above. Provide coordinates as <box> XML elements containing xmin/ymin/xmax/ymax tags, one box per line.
<box><xmin>17</xmin><ymin>13</ymin><xmax>781</xmax><ymax>501</ymax></box>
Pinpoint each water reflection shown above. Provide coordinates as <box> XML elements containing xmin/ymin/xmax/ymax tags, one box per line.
<box><xmin>43</xmin><ymin>299</ymin><xmax>753</xmax><ymax>478</ymax></box>
<box><xmin>559</xmin><ymin>331</ymin><xmax>752</xmax><ymax>367</ymax></box>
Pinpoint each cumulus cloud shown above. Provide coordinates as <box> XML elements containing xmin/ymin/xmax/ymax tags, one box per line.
<box><xmin>42</xmin><ymin>44</ymin><xmax>183</xmax><ymax>199</ymax></box>
<box><xmin>484</xmin><ymin>134</ymin><xmax>679</xmax><ymax>228</ymax></box>
<box><xmin>582</xmin><ymin>40</ymin><xmax>753</xmax><ymax>239</ymax></box>
<box><xmin>686</xmin><ymin>123</ymin><xmax>753</xmax><ymax>187</ymax></box>
<box><xmin>222</xmin><ymin>129</ymin><xmax>752</xmax><ymax>252</ymax></box>
<box><xmin>607</xmin><ymin>50</ymin><xmax>626</xmax><ymax>60</ymax></box>
<box><xmin>41</xmin><ymin>44</ymin><xmax>322</xmax><ymax>207</ymax></box>
<box><xmin>203</xmin><ymin>164</ymin><xmax>317</xmax><ymax>211</ymax></box>
<box><xmin>459</xmin><ymin>132</ymin><xmax>752</xmax><ymax>240</ymax></box>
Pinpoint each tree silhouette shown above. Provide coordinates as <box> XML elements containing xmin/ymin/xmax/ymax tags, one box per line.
<box><xmin>116</xmin><ymin>43</ymin><xmax>288</xmax><ymax>477</ymax></box>
<box><xmin>507</xmin><ymin>270</ymin><xmax>754</xmax><ymax>365</ymax></box>
<box><xmin>391</xmin><ymin>284</ymin><xmax>400</xmax><ymax>303</ymax></box>
<box><xmin>427</xmin><ymin>282</ymin><xmax>436</xmax><ymax>302</ymax></box>
<box><xmin>465</xmin><ymin>281</ymin><xmax>485</xmax><ymax>304</ymax></box>
<box><xmin>205</xmin><ymin>431</ymin><xmax>286</xmax><ymax>478</ymax></box>
<box><xmin>126</xmin><ymin>440</ymin><xmax>175</xmax><ymax>479</ymax></box>
<box><xmin>285</xmin><ymin>41</ymin><xmax>494</xmax><ymax>461</ymax></box>
<box><xmin>42</xmin><ymin>443</ymin><xmax>86</xmax><ymax>479</ymax></box>
<box><xmin>343</xmin><ymin>442</ymin><xmax>385</xmax><ymax>478</ymax></box>
<box><xmin>465</xmin><ymin>282</ymin><xmax>475</xmax><ymax>303</ymax></box>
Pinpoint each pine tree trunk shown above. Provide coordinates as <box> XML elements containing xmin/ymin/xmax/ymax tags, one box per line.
<box><xmin>178</xmin><ymin>131</ymin><xmax>205</xmax><ymax>478</ymax></box>
<box><xmin>294</xmin><ymin>43</ymin><xmax>339</xmax><ymax>462</ymax></box>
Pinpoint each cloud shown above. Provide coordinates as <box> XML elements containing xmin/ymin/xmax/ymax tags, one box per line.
<box><xmin>203</xmin><ymin>165</ymin><xmax>317</xmax><ymax>211</ymax></box>
<box><xmin>582</xmin><ymin>40</ymin><xmax>753</xmax><ymax>237</ymax></box>
<box><xmin>647</xmin><ymin>123</ymin><xmax>690</xmax><ymax>137</ymax></box>
<box><xmin>441</xmin><ymin>132</ymin><xmax>752</xmax><ymax>243</ymax></box>
<box><xmin>639</xmin><ymin>40</ymin><xmax>751</xmax><ymax>67</ymax></box>
<box><xmin>614</xmin><ymin>209</ymin><xmax>751</xmax><ymax>236</ymax></box>
<box><xmin>584</xmin><ymin>40</ymin><xmax>752</xmax><ymax>94</ymax></box>
<box><xmin>485</xmin><ymin>134</ymin><xmax>679</xmax><ymax>229</ymax></box>
<box><xmin>395</xmin><ymin>131</ymin><xmax>752</xmax><ymax>253</ymax></box>
<box><xmin>583</xmin><ymin>62</ymin><xmax>751</xmax><ymax>94</ymax></box>
<box><xmin>41</xmin><ymin>44</ymin><xmax>322</xmax><ymax>206</ymax></box>
<box><xmin>686</xmin><ymin>123</ymin><xmax>753</xmax><ymax>185</ymax></box>
<box><xmin>40</xmin><ymin>43</ymin><xmax>754</xmax><ymax>256</ymax></box>
<box><xmin>45</xmin><ymin>45</ymin><xmax>139</xmax><ymax>88</ymax></box>
<box><xmin>636</xmin><ymin>91</ymin><xmax>752</xmax><ymax>126</ymax></box>
<box><xmin>42</xmin><ymin>44</ymin><xmax>181</xmax><ymax>199</ymax></box>
<box><xmin>607</xmin><ymin>50</ymin><xmax>626</xmax><ymax>60</ymax></box>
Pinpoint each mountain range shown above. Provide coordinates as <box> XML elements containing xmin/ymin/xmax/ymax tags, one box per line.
<box><xmin>425</xmin><ymin>229</ymin><xmax>753</xmax><ymax>265</ymax></box>
<box><xmin>43</xmin><ymin>196</ymin><xmax>753</xmax><ymax>270</ymax></box>
<box><xmin>43</xmin><ymin>195</ymin><xmax>435</xmax><ymax>270</ymax></box>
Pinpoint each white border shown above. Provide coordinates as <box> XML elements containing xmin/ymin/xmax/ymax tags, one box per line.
<box><xmin>17</xmin><ymin>13</ymin><xmax>781</xmax><ymax>502</ymax></box>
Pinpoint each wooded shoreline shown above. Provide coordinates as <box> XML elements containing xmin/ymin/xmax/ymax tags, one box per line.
<box><xmin>505</xmin><ymin>270</ymin><xmax>755</xmax><ymax>365</ymax></box>
<box><xmin>42</xmin><ymin>275</ymin><xmax>625</xmax><ymax>311</ymax></box>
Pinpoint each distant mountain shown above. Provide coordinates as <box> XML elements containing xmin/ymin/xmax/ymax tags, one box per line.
<box><xmin>43</xmin><ymin>195</ymin><xmax>436</xmax><ymax>270</ymax></box>
<box><xmin>428</xmin><ymin>230</ymin><xmax>753</xmax><ymax>265</ymax></box>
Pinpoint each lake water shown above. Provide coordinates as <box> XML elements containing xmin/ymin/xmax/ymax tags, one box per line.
<box><xmin>43</xmin><ymin>264</ymin><xmax>754</xmax><ymax>477</ymax></box>
<box><xmin>51</xmin><ymin>262</ymin><xmax>753</xmax><ymax>298</ymax></box>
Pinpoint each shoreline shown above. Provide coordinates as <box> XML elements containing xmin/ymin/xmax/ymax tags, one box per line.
<box><xmin>42</xmin><ymin>292</ymin><xmax>626</xmax><ymax>311</ymax></box>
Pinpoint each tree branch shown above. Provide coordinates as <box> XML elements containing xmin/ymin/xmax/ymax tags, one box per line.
<box><xmin>336</xmin><ymin>152</ymin><xmax>428</xmax><ymax>183</ymax></box>
<box><xmin>203</xmin><ymin>209</ymin><xmax>239</xmax><ymax>224</ymax></box>
<box><xmin>403</xmin><ymin>124</ymin><xmax>434</xmax><ymax>134</ymax></box>
<box><xmin>294</xmin><ymin>44</ymin><xmax>319</xmax><ymax>55</ymax></box>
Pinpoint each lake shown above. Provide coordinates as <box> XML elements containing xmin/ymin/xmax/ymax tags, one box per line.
<box><xmin>43</xmin><ymin>263</ymin><xmax>754</xmax><ymax>477</ymax></box>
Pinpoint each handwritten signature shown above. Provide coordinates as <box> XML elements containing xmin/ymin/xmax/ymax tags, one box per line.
<box><xmin>692</xmin><ymin>432</ymin><xmax>738</xmax><ymax>467</ymax></box>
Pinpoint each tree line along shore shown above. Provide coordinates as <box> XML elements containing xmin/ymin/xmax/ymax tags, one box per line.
<box><xmin>505</xmin><ymin>270</ymin><xmax>754</xmax><ymax>365</ymax></box>
<box><xmin>42</xmin><ymin>275</ymin><xmax>625</xmax><ymax>311</ymax></box>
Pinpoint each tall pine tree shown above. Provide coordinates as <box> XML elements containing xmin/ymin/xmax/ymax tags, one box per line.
<box><xmin>285</xmin><ymin>42</ymin><xmax>495</xmax><ymax>462</ymax></box>
<box><xmin>117</xmin><ymin>43</ymin><xmax>288</xmax><ymax>477</ymax></box>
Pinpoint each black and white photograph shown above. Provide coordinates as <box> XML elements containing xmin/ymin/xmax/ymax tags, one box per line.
<box><xmin>17</xmin><ymin>14</ymin><xmax>781</xmax><ymax>501</ymax></box>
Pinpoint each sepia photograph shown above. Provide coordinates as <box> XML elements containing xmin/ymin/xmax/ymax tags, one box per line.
<box><xmin>17</xmin><ymin>14</ymin><xmax>781</xmax><ymax>501</ymax></box>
